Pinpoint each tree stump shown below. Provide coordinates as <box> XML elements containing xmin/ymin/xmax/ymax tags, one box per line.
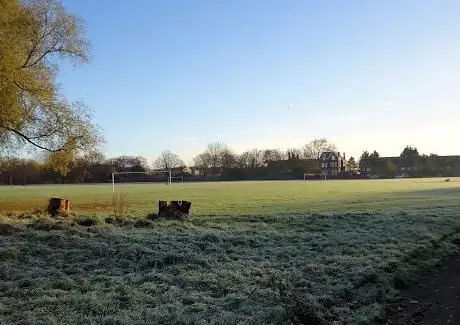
<box><xmin>157</xmin><ymin>200</ymin><xmax>191</xmax><ymax>220</ymax></box>
<box><xmin>48</xmin><ymin>198</ymin><xmax>70</xmax><ymax>216</ymax></box>
<box><xmin>158</xmin><ymin>201</ymin><xmax>168</xmax><ymax>214</ymax></box>
<box><xmin>179</xmin><ymin>201</ymin><xmax>192</xmax><ymax>214</ymax></box>
<box><xmin>170</xmin><ymin>201</ymin><xmax>180</xmax><ymax>210</ymax></box>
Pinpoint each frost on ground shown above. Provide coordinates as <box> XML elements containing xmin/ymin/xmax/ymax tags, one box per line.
<box><xmin>1</xmin><ymin>206</ymin><xmax>459</xmax><ymax>325</ymax></box>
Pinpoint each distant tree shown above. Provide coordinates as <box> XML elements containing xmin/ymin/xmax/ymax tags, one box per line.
<box><xmin>400</xmin><ymin>146</ymin><xmax>419</xmax><ymax>167</ymax></box>
<box><xmin>43</xmin><ymin>151</ymin><xmax>73</xmax><ymax>176</ymax></box>
<box><xmin>302</xmin><ymin>138</ymin><xmax>337</xmax><ymax>159</ymax></box>
<box><xmin>83</xmin><ymin>151</ymin><xmax>106</xmax><ymax>165</ymax></box>
<box><xmin>367</xmin><ymin>150</ymin><xmax>380</xmax><ymax>173</ymax></box>
<box><xmin>59</xmin><ymin>150</ymin><xmax>107</xmax><ymax>181</ymax></box>
<box><xmin>0</xmin><ymin>157</ymin><xmax>21</xmax><ymax>184</ymax></box>
<box><xmin>286</xmin><ymin>148</ymin><xmax>302</xmax><ymax>160</ymax></box>
<box><xmin>153</xmin><ymin>150</ymin><xmax>185</xmax><ymax>172</ymax></box>
<box><xmin>0</xmin><ymin>157</ymin><xmax>41</xmax><ymax>185</ymax></box>
<box><xmin>220</xmin><ymin>148</ymin><xmax>238</xmax><ymax>169</ymax></box>
<box><xmin>359</xmin><ymin>151</ymin><xmax>370</xmax><ymax>170</ymax></box>
<box><xmin>67</xmin><ymin>157</ymin><xmax>91</xmax><ymax>183</ymax></box>
<box><xmin>237</xmin><ymin>152</ymin><xmax>249</xmax><ymax>168</ymax></box>
<box><xmin>251</xmin><ymin>149</ymin><xmax>264</xmax><ymax>167</ymax></box>
<box><xmin>400</xmin><ymin>146</ymin><xmax>419</xmax><ymax>158</ymax></box>
<box><xmin>206</xmin><ymin>142</ymin><xmax>226</xmax><ymax>169</ymax></box>
<box><xmin>110</xmin><ymin>155</ymin><xmax>149</xmax><ymax>173</ymax></box>
<box><xmin>193</xmin><ymin>152</ymin><xmax>209</xmax><ymax>173</ymax></box>
<box><xmin>369</xmin><ymin>150</ymin><xmax>380</xmax><ymax>160</ymax></box>
<box><xmin>262</xmin><ymin>149</ymin><xmax>286</xmax><ymax>165</ymax></box>
<box><xmin>238</xmin><ymin>149</ymin><xmax>264</xmax><ymax>168</ymax></box>
<box><xmin>347</xmin><ymin>156</ymin><xmax>358</xmax><ymax>171</ymax></box>
<box><xmin>193</xmin><ymin>142</ymin><xmax>236</xmax><ymax>175</ymax></box>
<box><xmin>0</xmin><ymin>154</ymin><xmax>113</xmax><ymax>184</ymax></box>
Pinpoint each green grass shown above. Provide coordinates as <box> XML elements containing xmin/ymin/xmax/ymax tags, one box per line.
<box><xmin>1</xmin><ymin>179</ymin><xmax>460</xmax><ymax>324</ymax></box>
<box><xmin>1</xmin><ymin>178</ymin><xmax>460</xmax><ymax>215</ymax></box>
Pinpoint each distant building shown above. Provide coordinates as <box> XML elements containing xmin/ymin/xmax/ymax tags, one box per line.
<box><xmin>319</xmin><ymin>151</ymin><xmax>345</xmax><ymax>177</ymax></box>
<box><xmin>359</xmin><ymin>154</ymin><xmax>460</xmax><ymax>178</ymax></box>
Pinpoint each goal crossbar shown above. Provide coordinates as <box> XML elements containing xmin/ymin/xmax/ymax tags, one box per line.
<box><xmin>111</xmin><ymin>171</ymin><xmax>172</xmax><ymax>193</ymax></box>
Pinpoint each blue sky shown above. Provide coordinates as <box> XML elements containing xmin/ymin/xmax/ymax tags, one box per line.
<box><xmin>59</xmin><ymin>0</ymin><xmax>459</xmax><ymax>163</ymax></box>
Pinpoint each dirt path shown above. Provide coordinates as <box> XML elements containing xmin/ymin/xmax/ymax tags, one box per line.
<box><xmin>385</xmin><ymin>254</ymin><xmax>460</xmax><ymax>324</ymax></box>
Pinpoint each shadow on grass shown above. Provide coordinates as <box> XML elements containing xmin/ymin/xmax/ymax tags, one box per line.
<box><xmin>393</xmin><ymin>187</ymin><xmax>460</xmax><ymax>197</ymax></box>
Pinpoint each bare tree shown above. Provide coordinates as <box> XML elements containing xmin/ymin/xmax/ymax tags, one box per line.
<box><xmin>206</xmin><ymin>142</ymin><xmax>225</xmax><ymax>170</ymax></box>
<box><xmin>262</xmin><ymin>149</ymin><xmax>286</xmax><ymax>165</ymax></box>
<box><xmin>238</xmin><ymin>148</ymin><xmax>264</xmax><ymax>168</ymax></box>
<box><xmin>153</xmin><ymin>150</ymin><xmax>185</xmax><ymax>171</ymax></box>
<box><xmin>302</xmin><ymin>138</ymin><xmax>337</xmax><ymax>159</ymax></box>
<box><xmin>193</xmin><ymin>152</ymin><xmax>209</xmax><ymax>172</ymax></box>
<box><xmin>220</xmin><ymin>147</ymin><xmax>237</xmax><ymax>169</ymax></box>
<box><xmin>286</xmin><ymin>148</ymin><xmax>302</xmax><ymax>160</ymax></box>
<box><xmin>192</xmin><ymin>142</ymin><xmax>236</xmax><ymax>174</ymax></box>
<box><xmin>110</xmin><ymin>155</ymin><xmax>149</xmax><ymax>172</ymax></box>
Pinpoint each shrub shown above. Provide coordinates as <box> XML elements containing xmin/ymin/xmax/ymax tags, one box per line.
<box><xmin>75</xmin><ymin>216</ymin><xmax>101</xmax><ymax>227</ymax></box>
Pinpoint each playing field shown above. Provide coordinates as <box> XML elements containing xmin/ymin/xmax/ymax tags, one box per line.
<box><xmin>1</xmin><ymin>179</ymin><xmax>460</xmax><ymax>324</ymax></box>
<box><xmin>1</xmin><ymin>178</ymin><xmax>460</xmax><ymax>216</ymax></box>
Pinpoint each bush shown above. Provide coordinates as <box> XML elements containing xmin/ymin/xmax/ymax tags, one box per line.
<box><xmin>133</xmin><ymin>219</ymin><xmax>151</xmax><ymax>228</ymax></box>
<box><xmin>75</xmin><ymin>216</ymin><xmax>101</xmax><ymax>227</ymax></box>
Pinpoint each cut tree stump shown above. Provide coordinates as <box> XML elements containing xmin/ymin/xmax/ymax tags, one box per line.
<box><xmin>158</xmin><ymin>201</ymin><xmax>168</xmax><ymax>213</ymax></box>
<box><xmin>48</xmin><ymin>198</ymin><xmax>70</xmax><ymax>216</ymax></box>
<box><xmin>179</xmin><ymin>201</ymin><xmax>192</xmax><ymax>214</ymax></box>
<box><xmin>170</xmin><ymin>201</ymin><xmax>180</xmax><ymax>211</ymax></box>
<box><xmin>157</xmin><ymin>200</ymin><xmax>192</xmax><ymax>220</ymax></box>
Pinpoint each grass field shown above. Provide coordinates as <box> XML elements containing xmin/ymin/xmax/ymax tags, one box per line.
<box><xmin>1</xmin><ymin>179</ymin><xmax>460</xmax><ymax>324</ymax></box>
<box><xmin>1</xmin><ymin>178</ymin><xmax>460</xmax><ymax>216</ymax></box>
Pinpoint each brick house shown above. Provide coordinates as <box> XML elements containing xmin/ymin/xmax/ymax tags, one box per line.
<box><xmin>319</xmin><ymin>151</ymin><xmax>345</xmax><ymax>177</ymax></box>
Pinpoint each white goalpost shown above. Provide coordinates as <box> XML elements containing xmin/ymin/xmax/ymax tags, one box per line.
<box><xmin>303</xmin><ymin>173</ymin><xmax>327</xmax><ymax>180</ymax></box>
<box><xmin>111</xmin><ymin>170</ymin><xmax>172</xmax><ymax>193</ymax></box>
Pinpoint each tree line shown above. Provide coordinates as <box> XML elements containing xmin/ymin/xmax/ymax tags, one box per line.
<box><xmin>356</xmin><ymin>146</ymin><xmax>459</xmax><ymax>178</ymax></box>
<box><xmin>0</xmin><ymin>138</ymin><xmax>337</xmax><ymax>184</ymax></box>
<box><xmin>2</xmin><ymin>140</ymin><xmax>459</xmax><ymax>185</ymax></box>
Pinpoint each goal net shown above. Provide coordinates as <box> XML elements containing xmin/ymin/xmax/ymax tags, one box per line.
<box><xmin>304</xmin><ymin>173</ymin><xmax>327</xmax><ymax>180</ymax></box>
<box><xmin>170</xmin><ymin>176</ymin><xmax>184</xmax><ymax>183</ymax></box>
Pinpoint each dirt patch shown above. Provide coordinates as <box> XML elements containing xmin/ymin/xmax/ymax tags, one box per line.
<box><xmin>0</xmin><ymin>200</ymin><xmax>45</xmax><ymax>212</ymax></box>
<box><xmin>0</xmin><ymin>200</ymin><xmax>112</xmax><ymax>214</ymax></box>
<box><xmin>385</xmin><ymin>254</ymin><xmax>460</xmax><ymax>324</ymax></box>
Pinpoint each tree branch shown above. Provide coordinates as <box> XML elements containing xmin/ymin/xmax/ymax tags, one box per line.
<box><xmin>23</xmin><ymin>43</ymin><xmax>62</xmax><ymax>68</ymax></box>
<box><xmin>22</xmin><ymin>28</ymin><xmax>53</xmax><ymax>68</ymax></box>
<box><xmin>0</xmin><ymin>124</ymin><xmax>62</xmax><ymax>152</ymax></box>
<box><xmin>22</xmin><ymin>3</ymin><xmax>52</xmax><ymax>68</ymax></box>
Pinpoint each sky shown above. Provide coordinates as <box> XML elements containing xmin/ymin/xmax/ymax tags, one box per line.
<box><xmin>58</xmin><ymin>0</ymin><xmax>460</xmax><ymax>164</ymax></box>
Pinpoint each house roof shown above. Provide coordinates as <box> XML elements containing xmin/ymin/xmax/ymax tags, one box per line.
<box><xmin>320</xmin><ymin>151</ymin><xmax>339</xmax><ymax>160</ymax></box>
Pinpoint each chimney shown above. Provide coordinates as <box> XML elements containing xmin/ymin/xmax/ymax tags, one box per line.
<box><xmin>343</xmin><ymin>152</ymin><xmax>346</xmax><ymax>161</ymax></box>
